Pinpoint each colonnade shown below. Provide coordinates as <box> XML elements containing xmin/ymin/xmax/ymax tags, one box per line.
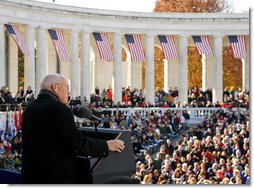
<box><xmin>0</xmin><ymin>24</ymin><xmax>250</xmax><ymax>104</ymax></box>
<box><xmin>0</xmin><ymin>0</ymin><xmax>249</xmax><ymax>105</ymax></box>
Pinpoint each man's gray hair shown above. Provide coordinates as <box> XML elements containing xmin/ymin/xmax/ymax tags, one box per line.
<box><xmin>40</xmin><ymin>73</ymin><xmax>65</xmax><ymax>90</ymax></box>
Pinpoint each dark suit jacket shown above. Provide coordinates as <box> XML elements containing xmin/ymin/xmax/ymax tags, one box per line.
<box><xmin>21</xmin><ymin>90</ymin><xmax>109</xmax><ymax>184</ymax></box>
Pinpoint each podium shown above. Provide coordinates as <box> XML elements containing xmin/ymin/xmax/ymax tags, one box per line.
<box><xmin>76</xmin><ymin>127</ymin><xmax>136</xmax><ymax>184</ymax></box>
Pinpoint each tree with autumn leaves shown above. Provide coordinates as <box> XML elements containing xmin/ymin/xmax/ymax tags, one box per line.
<box><xmin>151</xmin><ymin>0</ymin><xmax>243</xmax><ymax>90</ymax></box>
<box><xmin>154</xmin><ymin>0</ymin><xmax>230</xmax><ymax>13</ymax></box>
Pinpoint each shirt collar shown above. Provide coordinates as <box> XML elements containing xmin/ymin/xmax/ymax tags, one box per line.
<box><xmin>39</xmin><ymin>89</ymin><xmax>60</xmax><ymax>102</ymax></box>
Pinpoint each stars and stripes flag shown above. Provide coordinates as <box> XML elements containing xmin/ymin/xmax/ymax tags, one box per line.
<box><xmin>158</xmin><ymin>35</ymin><xmax>179</xmax><ymax>60</ymax></box>
<box><xmin>125</xmin><ymin>34</ymin><xmax>145</xmax><ymax>62</ymax></box>
<box><xmin>48</xmin><ymin>29</ymin><xmax>71</xmax><ymax>62</ymax></box>
<box><xmin>4</xmin><ymin>24</ymin><xmax>30</xmax><ymax>55</ymax></box>
<box><xmin>14</xmin><ymin>108</ymin><xmax>18</xmax><ymax>131</ymax></box>
<box><xmin>192</xmin><ymin>35</ymin><xmax>213</xmax><ymax>55</ymax></box>
<box><xmin>93</xmin><ymin>32</ymin><xmax>113</xmax><ymax>61</ymax></box>
<box><xmin>228</xmin><ymin>35</ymin><xmax>247</xmax><ymax>60</ymax></box>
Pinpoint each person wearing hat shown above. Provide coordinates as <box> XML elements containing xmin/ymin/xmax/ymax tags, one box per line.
<box><xmin>207</xmin><ymin>167</ymin><xmax>215</xmax><ymax>178</ymax></box>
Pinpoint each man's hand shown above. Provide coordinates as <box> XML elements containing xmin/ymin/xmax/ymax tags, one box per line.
<box><xmin>107</xmin><ymin>139</ymin><xmax>125</xmax><ymax>153</ymax></box>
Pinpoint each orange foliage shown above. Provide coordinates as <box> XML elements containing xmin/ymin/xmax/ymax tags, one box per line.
<box><xmin>188</xmin><ymin>46</ymin><xmax>202</xmax><ymax>88</ymax></box>
<box><xmin>154</xmin><ymin>0</ymin><xmax>229</xmax><ymax>13</ymax></box>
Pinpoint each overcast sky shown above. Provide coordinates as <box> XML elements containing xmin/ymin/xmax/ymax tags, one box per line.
<box><xmin>35</xmin><ymin>0</ymin><xmax>251</xmax><ymax>13</ymax></box>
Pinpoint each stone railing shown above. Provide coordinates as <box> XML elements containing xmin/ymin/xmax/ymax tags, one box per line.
<box><xmin>0</xmin><ymin>106</ymin><xmax>247</xmax><ymax>127</ymax></box>
<box><xmin>99</xmin><ymin>107</ymin><xmax>247</xmax><ymax>119</ymax></box>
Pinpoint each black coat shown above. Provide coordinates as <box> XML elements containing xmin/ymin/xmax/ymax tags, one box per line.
<box><xmin>21</xmin><ymin>91</ymin><xmax>109</xmax><ymax>184</ymax></box>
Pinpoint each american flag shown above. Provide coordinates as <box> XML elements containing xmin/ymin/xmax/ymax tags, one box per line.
<box><xmin>192</xmin><ymin>35</ymin><xmax>213</xmax><ymax>55</ymax></box>
<box><xmin>125</xmin><ymin>34</ymin><xmax>145</xmax><ymax>62</ymax></box>
<box><xmin>48</xmin><ymin>29</ymin><xmax>71</xmax><ymax>62</ymax></box>
<box><xmin>14</xmin><ymin>108</ymin><xmax>18</xmax><ymax>131</ymax></box>
<box><xmin>93</xmin><ymin>32</ymin><xmax>113</xmax><ymax>62</ymax></box>
<box><xmin>228</xmin><ymin>35</ymin><xmax>247</xmax><ymax>60</ymax></box>
<box><xmin>158</xmin><ymin>35</ymin><xmax>179</xmax><ymax>60</ymax></box>
<box><xmin>5</xmin><ymin>24</ymin><xmax>30</xmax><ymax>55</ymax></box>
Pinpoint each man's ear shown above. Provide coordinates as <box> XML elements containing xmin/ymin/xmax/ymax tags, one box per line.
<box><xmin>51</xmin><ymin>83</ymin><xmax>58</xmax><ymax>92</ymax></box>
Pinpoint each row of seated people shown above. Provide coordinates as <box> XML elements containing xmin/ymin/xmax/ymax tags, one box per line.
<box><xmin>0</xmin><ymin>84</ymin><xmax>249</xmax><ymax>111</ymax></box>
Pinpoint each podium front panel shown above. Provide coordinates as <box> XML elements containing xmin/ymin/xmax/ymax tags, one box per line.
<box><xmin>76</xmin><ymin>128</ymin><xmax>136</xmax><ymax>184</ymax></box>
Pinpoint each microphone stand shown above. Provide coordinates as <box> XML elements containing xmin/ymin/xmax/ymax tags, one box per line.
<box><xmin>91</xmin><ymin>114</ymin><xmax>101</xmax><ymax>138</ymax></box>
<box><xmin>93</xmin><ymin>119</ymin><xmax>99</xmax><ymax>138</ymax></box>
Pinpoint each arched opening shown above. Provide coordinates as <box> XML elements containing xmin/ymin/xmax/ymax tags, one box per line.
<box><xmin>154</xmin><ymin>46</ymin><xmax>164</xmax><ymax>90</ymax></box>
<box><xmin>188</xmin><ymin>46</ymin><xmax>202</xmax><ymax>89</ymax></box>
<box><xmin>223</xmin><ymin>46</ymin><xmax>242</xmax><ymax>91</ymax></box>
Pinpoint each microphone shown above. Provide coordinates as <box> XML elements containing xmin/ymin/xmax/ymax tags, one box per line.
<box><xmin>72</xmin><ymin>105</ymin><xmax>101</xmax><ymax>121</ymax></box>
<box><xmin>72</xmin><ymin>105</ymin><xmax>100</xmax><ymax>137</ymax></box>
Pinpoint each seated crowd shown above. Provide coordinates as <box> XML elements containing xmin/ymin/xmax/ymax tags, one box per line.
<box><xmin>71</xmin><ymin>85</ymin><xmax>249</xmax><ymax>109</ymax></box>
<box><xmin>0</xmin><ymin>85</ymin><xmax>250</xmax><ymax>185</ymax></box>
<box><xmin>131</xmin><ymin>108</ymin><xmax>249</xmax><ymax>184</ymax></box>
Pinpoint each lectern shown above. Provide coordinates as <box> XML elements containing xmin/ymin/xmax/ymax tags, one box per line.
<box><xmin>76</xmin><ymin>127</ymin><xmax>136</xmax><ymax>184</ymax></box>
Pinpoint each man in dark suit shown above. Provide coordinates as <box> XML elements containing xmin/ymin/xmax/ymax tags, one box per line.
<box><xmin>21</xmin><ymin>73</ymin><xmax>125</xmax><ymax>184</ymax></box>
<box><xmin>165</xmin><ymin>138</ymin><xmax>174</xmax><ymax>157</ymax></box>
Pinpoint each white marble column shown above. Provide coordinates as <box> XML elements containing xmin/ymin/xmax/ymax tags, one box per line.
<box><xmin>81</xmin><ymin>29</ymin><xmax>90</xmax><ymax>102</ymax></box>
<box><xmin>145</xmin><ymin>33</ymin><xmax>155</xmax><ymax>104</ymax></box>
<box><xmin>242</xmin><ymin>59</ymin><xmax>246</xmax><ymax>92</ymax></box>
<box><xmin>36</xmin><ymin>26</ymin><xmax>48</xmax><ymax>96</ymax></box>
<box><xmin>243</xmin><ymin>35</ymin><xmax>249</xmax><ymax>92</ymax></box>
<box><xmin>70</xmin><ymin>30</ymin><xmax>79</xmax><ymax>98</ymax></box>
<box><xmin>213</xmin><ymin>35</ymin><xmax>223</xmax><ymax>103</ymax></box>
<box><xmin>163</xmin><ymin>59</ymin><xmax>168</xmax><ymax>92</ymax></box>
<box><xmin>201</xmin><ymin>54</ymin><xmax>207</xmax><ymax>91</ymax></box>
<box><xmin>121</xmin><ymin>61</ymin><xmax>127</xmax><ymax>87</ymax></box>
<box><xmin>113</xmin><ymin>32</ymin><xmax>122</xmax><ymax>103</ymax></box>
<box><xmin>90</xmin><ymin>60</ymin><xmax>95</xmax><ymax>94</ymax></box>
<box><xmin>126</xmin><ymin>60</ymin><xmax>131</xmax><ymax>88</ymax></box>
<box><xmin>179</xmin><ymin>35</ymin><xmax>188</xmax><ymax>104</ymax></box>
<box><xmin>9</xmin><ymin>33</ymin><xmax>18</xmax><ymax>94</ymax></box>
<box><xmin>131</xmin><ymin>62</ymin><xmax>142</xmax><ymax>90</ymax></box>
<box><xmin>168</xmin><ymin>59</ymin><xmax>179</xmax><ymax>89</ymax></box>
<box><xmin>205</xmin><ymin>54</ymin><xmax>214</xmax><ymax>89</ymax></box>
<box><xmin>25</xmin><ymin>25</ymin><xmax>35</xmax><ymax>93</ymax></box>
<box><xmin>0</xmin><ymin>23</ymin><xmax>6</xmax><ymax>87</ymax></box>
